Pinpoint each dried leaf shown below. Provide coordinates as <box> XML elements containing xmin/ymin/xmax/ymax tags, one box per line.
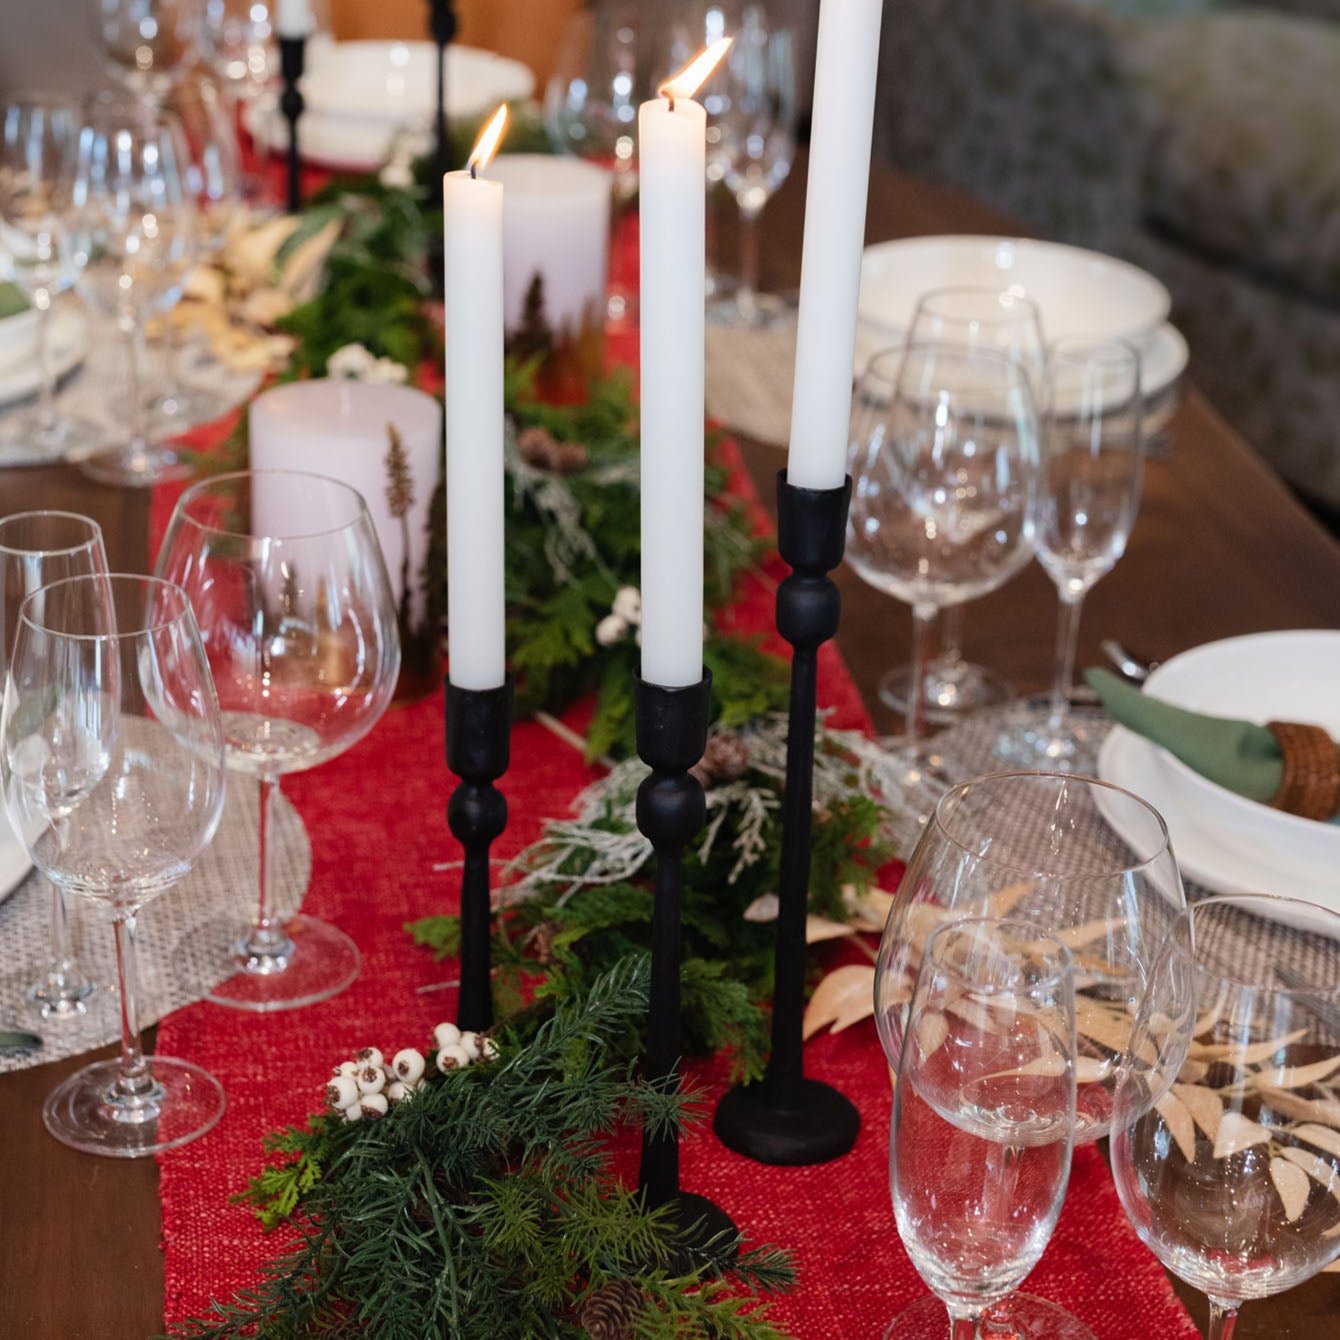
<box><xmin>1193</xmin><ymin>986</ymin><xmax>1229</xmax><ymax>1041</ymax></box>
<box><xmin>1172</xmin><ymin>1083</ymin><xmax>1223</xmax><ymax>1143</ymax></box>
<box><xmin>1055</xmin><ymin>917</ymin><xmax>1123</xmax><ymax>950</ymax></box>
<box><xmin>742</xmin><ymin>893</ymin><xmax>778</xmax><ymax>923</ymax></box>
<box><xmin>1213</xmin><ymin>1111</ymin><xmax>1270</xmax><ymax>1159</ymax></box>
<box><xmin>1270</xmin><ymin>1157</ymin><xmax>1312</xmax><ymax>1222</ymax></box>
<box><xmin>1177</xmin><ymin>1057</ymin><xmax>1210</xmax><ymax>1083</ymax></box>
<box><xmin>984</xmin><ymin>1054</ymin><xmax>1111</xmax><ymax>1084</ymax></box>
<box><xmin>842</xmin><ymin>884</ymin><xmax>895</xmax><ymax>933</ymax></box>
<box><xmin>806</xmin><ymin>914</ymin><xmax>857</xmax><ymax>944</ymax></box>
<box><xmin>1278</xmin><ymin>1146</ymin><xmax>1340</xmax><ymax>1194</ymax></box>
<box><xmin>1075</xmin><ymin>998</ymin><xmax>1134</xmax><ymax>1056</ymax></box>
<box><xmin>916</xmin><ymin>1011</ymin><xmax>948</xmax><ymax>1058</ymax></box>
<box><xmin>1254</xmin><ymin>1053</ymin><xmax>1340</xmax><ymax>1091</ymax></box>
<box><xmin>1192</xmin><ymin>1028</ymin><xmax>1309</xmax><ymax>1066</ymax></box>
<box><xmin>946</xmin><ymin>994</ymin><xmax>1002</xmax><ymax>1034</ymax></box>
<box><xmin>1255</xmin><ymin>1087</ymin><xmax>1340</xmax><ymax>1128</ymax></box>
<box><xmin>802</xmin><ymin>964</ymin><xmax>876</xmax><ymax>1040</ymax></box>
<box><xmin>280</xmin><ymin>218</ymin><xmax>343</xmax><ymax>303</ymax></box>
<box><xmin>903</xmin><ymin>902</ymin><xmax>950</xmax><ymax>947</ymax></box>
<box><xmin>1156</xmin><ymin>1090</ymin><xmax>1198</xmax><ymax>1162</ymax></box>
<box><xmin>1292</xmin><ymin>1124</ymin><xmax>1340</xmax><ymax>1160</ymax></box>
<box><xmin>987</xmin><ymin>880</ymin><xmax>1033</xmax><ymax>917</ymax></box>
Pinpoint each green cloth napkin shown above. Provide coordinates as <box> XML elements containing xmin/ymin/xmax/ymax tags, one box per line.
<box><xmin>0</xmin><ymin>283</ymin><xmax>27</xmax><ymax>320</ymax></box>
<box><xmin>1085</xmin><ymin>666</ymin><xmax>1285</xmax><ymax>803</ymax></box>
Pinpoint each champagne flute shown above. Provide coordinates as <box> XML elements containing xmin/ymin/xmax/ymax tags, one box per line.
<box><xmin>0</xmin><ymin>512</ymin><xmax>109</xmax><ymax>1023</ymax></box>
<box><xmin>877</xmin><ymin>289</ymin><xmax>1046</xmax><ymax>722</ymax></box>
<box><xmin>0</xmin><ymin>95</ymin><xmax>103</xmax><ymax>463</ymax></box>
<box><xmin>72</xmin><ymin>100</ymin><xmax>196</xmax><ymax>487</ymax></box>
<box><xmin>156</xmin><ymin>471</ymin><xmax>400</xmax><ymax>1011</ymax></box>
<box><xmin>888</xmin><ymin>916</ymin><xmax>1078</xmax><ymax>1339</ymax></box>
<box><xmin>1112</xmin><ymin>895</ymin><xmax>1340</xmax><ymax>1339</ymax></box>
<box><xmin>845</xmin><ymin>343</ymin><xmax>1038</xmax><ymax>813</ymax></box>
<box><xmin>999</xmin><ymin>338</ymin><xmax>1143</xmax><ymax>770</ymax></box>
<box><xmin>1</xmin><ymin>574</ymin><xmax>227</xmax><ymax>1156</ymax></box>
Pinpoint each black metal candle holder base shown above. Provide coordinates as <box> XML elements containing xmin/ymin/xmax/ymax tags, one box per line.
<box><xmin>635</xmin><ymin>671</ymin><xmax>739</xmax><ymax>1252</ymax></box>
<box><xmin>713</xmin><ymin>471</ymin><xmax>860</xmax><ymax>1166</ymax></box>
<box><xmin>445</xmin><ymin>675</ymin><xmax>513</xmax><ymax>1033</ymax></box>
<box><xmin>278</xmin><ymin>35</ymin><xmax>306</xmax><ymax>215</ymax></box>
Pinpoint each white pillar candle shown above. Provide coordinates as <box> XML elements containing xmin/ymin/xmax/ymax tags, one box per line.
<box><xmin>785</xmin><ymin>0</ymin><xmax>884</xmax><ymax>490</ymax></box>
<box><xmin>488</xmin><ymin>155</ymin><xmax>611</xmax><ymax>339</ymax></box>
<box><xmin>637</xmin><ymin>40</ymin><xmax>731</xmax><ymax>689</ymax></box>
<box><xmin>274</xmin><ymin>0</ymin><xmax>315</xmax><ymax>39</ymax></box>
<box><xmin>443</xmin><ymin>107</ymin><xmax>508</xmax><ymax>691</ymax></box>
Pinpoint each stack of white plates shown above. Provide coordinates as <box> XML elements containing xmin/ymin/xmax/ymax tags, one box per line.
<box><xmin>1096</xmin><ymin>630</ymin><xmax>1340</xmax><ymax>914</ymax></box>
<box><xmin>856</xmin><ymin>235</ymin><xmax>1189</xmax><ymax>428</ymax></box>
<box><xmin>246</xmin><ymin>41</ymin><xmax>536</xmax><ymax>172</ymax></box>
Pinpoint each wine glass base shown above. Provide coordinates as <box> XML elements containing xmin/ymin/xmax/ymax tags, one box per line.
<box><xmin>149</xmin><ymin>383</ymin><xmax>232</xmax><ymax>432</ymax></box>
<box><xmin>707</xmin><ymin>289</ymin><xmax>795</xmax><ymax>331</ymax></box>
<box><xmin>79</xmin><ymin>444</ymin><xmax>190</xmax><ymax>488</ymax></box>
<box><xmin>993</xmin><ymin>697</ymin><xmax>1107</xmax><ymax>774</ymax></box>
<box><xmin>871</xmin><ymin>736</ymin><xmax>957</xmax><ymax>832</ymax></box>
<box><xmin>884</xmin><ymin>1293</ymin><xmax>1097</xmax><ymax>1339</ymax></box>
<box><xmin>0</xmin><ymin>410</ymin><xmax>106</xmax><ymax>466</ymax></box>
<box><xmin>42</xmin><ymin>1055</ymin><xmax>225</xmax><ymax>1158</ymax></box>
<box><xmin>180</xmin><ymin>913</ymin><xmax>361</xmax><ymax>1012</ymax></box>
<box><xmin>879</xmin><ymin>660</ymin><xmax>1013</xmax><ymax>723</ymax></box>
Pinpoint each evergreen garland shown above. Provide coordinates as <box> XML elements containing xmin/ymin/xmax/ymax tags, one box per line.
<box><xmin>171</xmin><ymin>958</ymin><xmax>795</xmax><ymax>1340</ymax></box>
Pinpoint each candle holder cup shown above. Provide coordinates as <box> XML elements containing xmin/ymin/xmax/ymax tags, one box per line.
<box><xmin>278</xmin><ymin>35</ymin><xmax>306</xmax><ymax>215</ymax></box>
<box><xmin>445</xmin><ymin>675</ymin><xmax>513</xmax><ymax>1032</ymax></box>
<box><xmin>713</xmin><ymin>471</ymin><xmax>861</xmax><ymax>1165</ymax></box>
<box><xmin>634</xmin><ymin>671</ymin><xmax>739</xmax><ymax>1255</ymax></box>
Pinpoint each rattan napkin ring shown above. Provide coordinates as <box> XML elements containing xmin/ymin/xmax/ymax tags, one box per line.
<box><xmin>1266</xmin><ymin>720</ymin><xmax>1340</xmax><ymax>822</ymax></box>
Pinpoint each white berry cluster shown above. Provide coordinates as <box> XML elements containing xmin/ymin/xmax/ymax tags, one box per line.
<box><xmin>327</xmin><ymin>342</ymin><xmax>410</xmax><ymax>386</ymax></box>
<box><xmin>596</xmin><ymin>586</ymin><xmax>643</xmax><ymax>648</ymax></box>
<box><xmin>323</xmin><ymin>1025</ymin><xmax>498</xmax><ymax>1123</ymax></box>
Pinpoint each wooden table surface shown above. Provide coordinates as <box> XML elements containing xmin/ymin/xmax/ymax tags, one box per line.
<box><xmin>2</xmin><ymin>162</ymin><xmax>1339</xmax><ymax>1337</ymax></box>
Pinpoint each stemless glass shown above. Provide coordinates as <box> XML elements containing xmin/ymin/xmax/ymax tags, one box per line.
<box><xmin>0</xmin><ymin>95</ymin><xmax>103</xmax><ymax>462</ymax></box>
<box><xmin>845</xmin><ymin>344</ymin><xmax>1038</xmax><ymax>812</ymax></box>
<box><xmin>879</xmin><ymin>289</ymin><xmax>1046</xmax><ymax>722</ymax></box>
<box><xmin>1</xmin><ymin>574</ymin><xmax>227</xmax><ymax>1156</ymax></box>
<box><xmin>889</xmin><ymin>916</ymin><xmax>1078</xmax><ymax>1340</ymax></box>
<box><xmin>0</xmin><ymin>512</ymin><xmax>109</xmax><ymax>1022</ymax></box>
<box><xmin>1112</xmin><ymin>895</ymin><xmax>1340</xmax><ymax>1340</ymax></box>
<box><xmin>1000</xmin><ymin>338</ymin><xmax>1143</xmax><ymax>770</ymax></box>
<box><xmin>706</xmin><ymin>4</ymin><xmax>796</xmax><ymax>328</ymax></box>
<box><xmin>156</xmin><ymin>471</ymin><xmax>400</xmax><ymax>1011</ymax></box>
<box><xmin>73</xmin><ymin>101</ymin><xmax>196</xmax><ymax>487</ymax></box>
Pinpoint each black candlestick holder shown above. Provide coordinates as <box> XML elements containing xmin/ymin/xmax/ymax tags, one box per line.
<box><xmin>426</xmin><ymin>0</ymin><xmax>459</xmax><ymax>182</ymax></box>
<box><xmin>278</xmin><ymin>35</ymin><xmax>306</xmax><ymax>216</ymax></box>
<box><xmin>713</xmin><ymin>471</ymin><xmax>861</xmax><ymax>1165</ymax></box>
<box><xmin>445</xmin><ymin>675</ymin><xmax>512</xmax><ymax>1032</ymax></box>
<box><xmin>635</xmin><ymin>671</ymin><xmax>738</xmax><ymax>1250</ymax></box>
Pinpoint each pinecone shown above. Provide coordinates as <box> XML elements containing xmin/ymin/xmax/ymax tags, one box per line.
<box><xmin>517</xmin><ymin>424</ymin><xmax>561</xmax><ymax>470</ymax></box>
<box><xmin>578</xmin><ymin>1279</ymin><xmax>644</xmax><ymax>1340</ymax></box>
<box><xmin>525</xmin><ymin>920</ymin><xmax>562</xmax><ymax>966</ymax></box>
<box><xmin>555</xmin><ymin>440</ymin><xmax>589</xmax><ymax>474</ymax></box>
<box><xmin>692</xmin><ymin>730</ymin><xmax>751</xmax><ymax>789</ymax></box>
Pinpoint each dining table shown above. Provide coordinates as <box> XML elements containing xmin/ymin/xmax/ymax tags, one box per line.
<box><xmin>2</xmin><ymin>156</ymin><xmax>1339</xmax><ymax>1338</ymax></box>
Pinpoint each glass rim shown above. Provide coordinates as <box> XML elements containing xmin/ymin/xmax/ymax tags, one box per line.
<box><xmin>929</xmin><ymin>769</ymin><xmax>1174</xmax><ymax>879</ymax></box>
<box><xmin>1165</xmin><ymin>893</ymin><xmax>1340</xmax><ymax>996</ymax></box>
<box><xmin>912</xmin><ymin>284</ymin><xmax>1044</xmax><ymax>324</ymax></box>
<box><xmin>861</xmin><ymin>338</ymin><xmax>1034</xmax><ymax>387</ymax></box>
<box><xmin>18</xmin><ymin>572</ymin><xmax>193</xmax><ymax>642</ymax></box>
<box><xmin>0</xmin><ymin>510</ymin><xmax>104</xmax><ymax>560</ymax></box>
<box><xmin>922</xmin><ymin>914</ymin><xmax>1075</xmax><ymax>992</ymax></box>
<box><xmin>170</xmin><ymin>468</ymin><xmax>376</xmax><ymax>542</ymax></box>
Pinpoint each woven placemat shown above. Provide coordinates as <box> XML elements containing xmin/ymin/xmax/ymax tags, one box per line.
<box><xmin>0</xmin><ymin>778</ymin><xmax>310</xmax><ymax>1074</ymax></box>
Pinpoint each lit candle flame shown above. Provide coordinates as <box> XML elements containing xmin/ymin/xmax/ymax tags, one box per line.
<box><xmin>466</xmin><ymin>105</ymin><xmax>509</xmax><ymax>177</ymax></box>
<box><xmin>658</xmin><ymin>36</ymin><xmax>733</xmax><ymax>103</ymax></box>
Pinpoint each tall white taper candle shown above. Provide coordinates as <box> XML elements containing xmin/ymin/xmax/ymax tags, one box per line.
<box><xmin>443</xmin><ymin>111</ymin><xmax>508</xmax><ymax>690</ymax></box>
<box><xmin>785</xmin><ymin>0</ymin><xmax>884</xmax><ymax>490</ymax></box>
<box><xmin>274</xmin><ymin>0</ymin><xmax>314</xmax><ymax>39</ymax></box>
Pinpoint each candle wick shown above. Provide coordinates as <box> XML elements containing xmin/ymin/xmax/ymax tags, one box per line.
<box><xmin>667</xmin><ymin>94</ymin><xmax>676</xmax><ymax>113</ymax></box>
<box><xmin>470</xmin><ymin>162</ymin><xmax>477</xmax><ymax>180</ymax></box>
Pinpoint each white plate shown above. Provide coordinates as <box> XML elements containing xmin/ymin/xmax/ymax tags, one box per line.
<box><xmin>0</xmin><ymin>306</ymin><xmax>88</xmax><ymax>411</ymax></box>
<box><xmin>1098</xmin><ymin>726</ymin><xmax>1340</xmax><ymax>917</ymax></box>
<box><xmin>246</xmin><ymin>41</ymin><xmax>536</xmax><ymax>172</ymax></box>
<box><xmin>858</xmin><ymin>234</ymin><xmax>1171</xmax><ymax>348</ymax></box>
<box><xmin>0</xmin><ymin>807</ymin><xmax>33</xmax><ymax>905</ymax></box>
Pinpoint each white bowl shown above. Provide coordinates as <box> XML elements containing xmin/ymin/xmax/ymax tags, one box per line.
<box><xmin>858</xmin><ymin>234</ymin><xmax>1170</xmax><ymax>357</ymax></box>
<box><xmin>1140</xmin><ymin>630</ymin><xmax>1340</xmax><ymax>882</ymax></box>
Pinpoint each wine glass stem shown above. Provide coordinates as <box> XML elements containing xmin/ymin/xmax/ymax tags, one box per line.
<box><xmin>39</xmin><ymin>882</ymin><xmax>89</xmax><ymax>1002</ymax></box>
<box><xmin>939</xmin><ymin>603</ymin><xmax>965</xmax><ymax>670</ymax></box>
<box><xmin>1048</xmin><ymin>587</ymin><xmax>1087</xmax><ymax>733</ymax></box>
<box><xmin>736</xmin><ymin>197</ymin><xmax>764</xmax><ymax>316</ymax></box>
<box><xmin>1206</xmin><ymin>1301</ymin><xmax>1239</xmax><ymax>1340</ymax></box>
<box><xmin>947</xmin><ymin>1307</ymin><xmax>980</xmax><ymax>1340</ymax></box>
<box><xmin>246</xmin><ymin>775</ymin><xmax>289</xmax><ymax>960</ymax></box>
<box><xmin>34</xmin><ymin>292</ymin><xmax>55</xmax><ymax>433</ymax></box>
<box><xmin>907</xmin><ymin>602</ymin><xmax>937</xmax><ymax>750</ymax></box>
<box><xmin>122</xmin><ymin>315</ymin><xmax>149</xmax><ymax>461</ymax></box>
<box><xmin>113</xmin><ymin>911</ymin><xmax>153</xmax><ymax>1101</ymax></box>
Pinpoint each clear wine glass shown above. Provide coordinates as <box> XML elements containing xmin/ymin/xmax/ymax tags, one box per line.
<box><xmin>544</xmin><ymin>1</ymin><xmax>645</xmax><ymax>328</ymax></box>
<box><xmin>888</xmin><ymin>915</ymin><xmax>1078</xmax><ymax>1340</ymax></box>
<box><xmin>705</xmin><ymin>4</ymin><xmax>796</xmax><ymax>329</ymax></box>
<box><xmin>876</xmin><ymin>289</ymin><xmax>1046</xmax><ymax>723</ymax></box>
<box><xmin>0</xmin><ymin>95</ymin><xmax>103</xmax><ymax>464</ymax></box>
<box><xmin>1111</xmin><ymin>895</ymin><xmax>1340</xmax><ymax>1340</ymax></box>
<box><xmin>998</xmin><ymin>338</ymin><xmax>1143</xmax><ymax>771</ymax></box>
<box><xmin>92</xmin><ymin>0</ymin><xmax>201</xmax><ymax>103</ymax></box>
<box><xmin>155</xmin><ymin>470</ymin><xmax>400</xmax><ymax>1011</ymax></box>
<box><xmin>72</xmin><ymin>100</ymin><xmax>196</xmax><ymax>487</ymax></box>
<box><xmin>0</xmin><ymin>512</ymin><xmax>110</xmax><ymax>1024</ymax></box>
<box><xmin>1</xmin><ymin>574</ymin><xmax>227</xmax><ymax>1156</ymax></box>
<box><xmin>875</xmin><ymin>771</ymin><xmax>1187</xmax><ymax>1338</ymax></box>
<box><xmin>845</xmin><ymin>343</ymin><xmax>1039</xmax><ymax>816</ymax></box>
